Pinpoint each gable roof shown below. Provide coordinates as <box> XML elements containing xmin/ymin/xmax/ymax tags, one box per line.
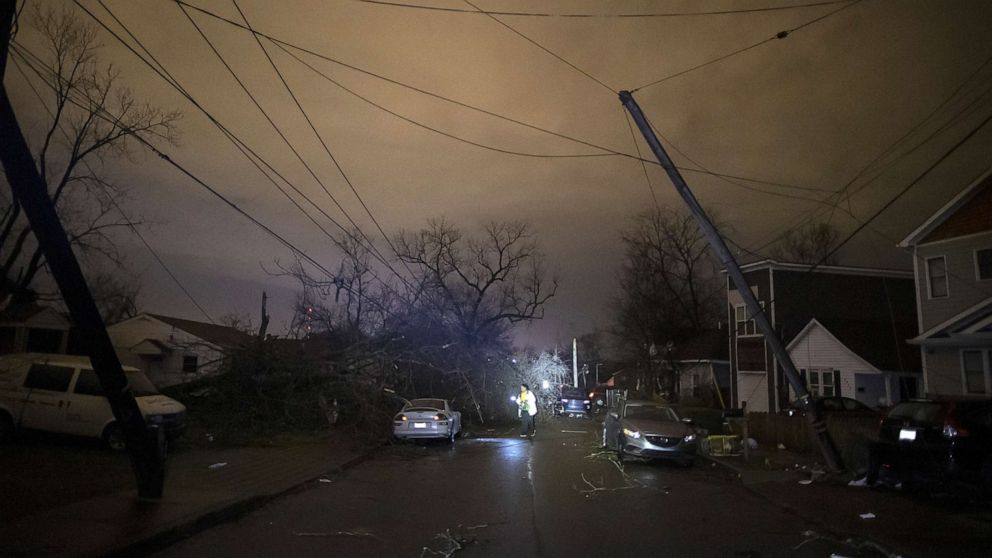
<box><xmin>909</xmin><ymin>296</ymin><xmax>992</xmax><ymax>345</ymax></box>
<box><xmin>146</xmin><ymin>314</ymin><xmax>251</xmax><ymax>348</ymax></box>
<box><xmin>734</xmin><ymin>259</ymin><xmax>912</xmax><ymax>279</ymax></box>
<box><xmin>0</xmin><ymin>303</ymin><xmax>70</xmax><ymax>329</ymax></box>
<box><xmin>899</xmin><ymin>167</ymin><xmax>992</xmax><ymax>247</ymax></box>
<box><xmin>788</xmin><ymin>317</ymin><xmax>921</xmax><ymax>372</ymax></box>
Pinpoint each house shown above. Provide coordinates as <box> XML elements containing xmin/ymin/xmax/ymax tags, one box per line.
<box><xmin>0</xmin><ymin>303</ymin><xmax>70</xmax><ymax>355</ymax></box>
<box><xmin>670</xmin><ymin>328</ymin><xmax>731</xmax><ymax>407</ymax></box>
<box><xmin>786</xmin><ymin>317</ymin><xmax>921</xmax><ymax>408</ymax></box>
<box><xmin>107</xmin><ymin>313</ymin><xmax>251</xmax><ymax>388</ymax></box>
<box><xmin>898</xmin><ymin>168</ymin><xmax>992</xmax><ymax>397</ymax></box>
<box><xmin>726</xmin><ymin>260</ymin><xmax>918</xmax><ymax>413</ymax></box>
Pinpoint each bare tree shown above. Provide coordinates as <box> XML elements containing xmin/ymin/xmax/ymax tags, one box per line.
<box><xmin>770</xmin><ymin>221</ymin><xmax>840</xmax><ymax>265</ymax></box>
<box><xmin>613</xmin><ymin>206</ymin><xmax>723</xmax><ymax>395</ymax></box>
<box><xmin>1</xmin><ymin>6</ymin><xmax>181</xmax><ymax>305</ymax></box>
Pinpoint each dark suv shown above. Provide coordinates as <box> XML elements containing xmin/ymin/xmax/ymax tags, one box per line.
<box><xmin>867</xmin><ymin>398</ymin><xmax>992</xmax><ymax>492</ymax></box>
<box><xmin>559</xmin><ymin>386</ymin><xmax>591</xmax><ymax>418</ymax></box>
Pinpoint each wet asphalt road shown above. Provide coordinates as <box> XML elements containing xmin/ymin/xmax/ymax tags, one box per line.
<box><xmin>152</xmin><ymin>419</ymin><xmax>856</xmax><ymax>557</ymax></box>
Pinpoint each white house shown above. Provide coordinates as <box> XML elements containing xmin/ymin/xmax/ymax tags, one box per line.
<box><xmin>899</xmin><ymin>168</ymin><xmax>992</xmax><ymax>396</ymax></box>
<box><xmin>107</xmin><ymin>313</ymin><xmax>250</xmax><ymax>388</ymax></box>
<box><xmin>787</xmin><ymin>318</ymin><xmax>922</xmax><ymax>408</ymax></box>
<box><xmin>0</xmin><ymin>303</ymin><xmax>70</xmax><ymax>355</ymax></box>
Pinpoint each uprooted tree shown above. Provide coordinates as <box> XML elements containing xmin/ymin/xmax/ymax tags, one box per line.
<box><xmin>208</xmin><ymin>219</ymin><xmax>557</xmax><ymax>439</ymax></box>
<box><xmin>1</xmin><ymin>6</ymin><xmax>180</xmax><ymax>308</ymax></box>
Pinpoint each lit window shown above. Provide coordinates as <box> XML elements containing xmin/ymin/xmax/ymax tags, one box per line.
<box><xmin>926</xmin><ymin>257</ymin><xmax>948</xmax><ymax>298</ymax></box>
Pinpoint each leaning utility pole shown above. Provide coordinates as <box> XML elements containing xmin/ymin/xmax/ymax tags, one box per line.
<box><xmin>620</xmin><ymin>90</ymin><xmax>844</xmax><ymax>472</ymax></box>
<box><xmin>0</xmin><ymin>1</ymin><xmax>166</xmax><ymax>497</ymax></box>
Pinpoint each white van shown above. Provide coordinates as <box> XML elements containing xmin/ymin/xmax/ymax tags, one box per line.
<box><xmin>0</xmin><ymin>353</ymin><xmax>187</xmax><ymax>450</ymax></box>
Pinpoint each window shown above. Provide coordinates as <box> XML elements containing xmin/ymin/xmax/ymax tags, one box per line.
<box><xmin>73</xmin><ymin>370</ymin><xmax>105</xmax><ymax>396</ymax></box>
<box><xmin>977</xmin><ymin>248</ymin><xmax>992</xmax><ymax>281</ymax></box>
<box><xmin>734</xmin><ymin>302</ymin><xmax>764</xmax><ymax>336</ymax></box>
<box><xmin>24</xmin><ymin>364</ymin><xmax>74</xmax><ymax>392</ymax></box>
<box><xmin>800</xmin><ymin>368</ymin><xmax>837</xmax><ymax>397</ymax></box>
<box><xmin>926</xmin><ymin>256</ymin><xmax>948</xmax><ymax>298</ymax></box>
<box><xmin>962</xmin><ymin>350</ymin><xmax>988</xmax><ymax>394</ymax></box>
<box><xmin>182</xmin><ymin>354</ymin><xmax>199</xmax><ymax>373</ymax></box>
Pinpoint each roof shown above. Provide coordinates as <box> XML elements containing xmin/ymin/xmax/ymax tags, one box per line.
<box><xmin>788</xmin><ymin>317</ymin><xmax>921</xmax><ymax>372</ymax></box>
<box><xmin>909</xmin><ymin>296</ymin><xmax>992</xmax><ymax>346</ymax></box>
<box><xmin>137</xmin><ymin>314</ymin><xmax>251</xmax><ymax>348</ymax></box>
<box><xmin>0</xmin><ymin>303</ymin><xmax>69</xmax><ymax>327</ymax></box>
<box><xmin>899</xmin><ymin>167</ymin><xmax>992</xmax><ymax>247</ymax></box>
<box><xmin>731</xmin><ymin>259</ymin><xmax>912</xmax><ymax>279</ymax></box>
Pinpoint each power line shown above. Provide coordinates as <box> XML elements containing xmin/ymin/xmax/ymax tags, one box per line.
<box><xmin>7</xmin><ymin>52</ymin><xmax>216</xmax><ymax>324</ymax></box>
<box><xmin>354</xmin><ymin>0</ymin><xmax>853</xmax><ymax>18</ymax></box>
<box><xmin>174</xmin><ymin>1</ymin><xmax>827</xmax><ymax>198</ymax></box>
<box><xmin>630</xmin><ymin>0</ymin><xmax>863</xmax><ymax>92</ymax></box>
<box><xmin>461</xmin><ymin>0</ymin><xmax>615</xmax><ymax>94</ymax></box>
<box><xmin>228</xmin><ymin>0</ymin><xmax>414</xmax><ymax>283</ymax></box>
<box><xmin>10</xmin><ymin>43</ymin><xmax>403</xmax><ymax>321</ymax></box>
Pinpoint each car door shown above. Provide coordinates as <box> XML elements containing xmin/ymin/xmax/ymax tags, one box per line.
<box><xmin>19</xmin><ymin>363</ymin><xmax>75</xmax><ymax>434</ymax></box>
<box><xmin>63</xmin><ymin>369</ymin><xmax>114</xmax><ymax>438</ymax></box>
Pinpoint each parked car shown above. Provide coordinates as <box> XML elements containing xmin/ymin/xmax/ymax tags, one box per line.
<box><xmin>392</xmin><ymin>398</ymin><xmax>462</xmax><ymax>443</ymax></box>
<box><xmin>559</xmin><ymin>386</ymin><xmax>591</xmax><ymax>418</ymax></box>
<box><xmin>602</xmin><ymin>399</ymin><xmax>699</xmax><ymax>466</ymax></box>
<box><xmin>867</xmin><ymin>398</ymin><xmax>992</xmax><ymax>492</ymax></box>
<box><xmin>783</xmin><ymin>396</ymin><xmax>876</xmax><ymax>417</ymax></box>
<box><xmin>0</xmin><ymin>353</ymin><xmax>187</xmax><ymax>450</ymax></box>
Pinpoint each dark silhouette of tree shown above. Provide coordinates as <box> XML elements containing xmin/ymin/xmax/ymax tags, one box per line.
<box><xmin>770</xmin><ymin>221</ymin><xmax>840</xmax><ymax>265</ymax></box>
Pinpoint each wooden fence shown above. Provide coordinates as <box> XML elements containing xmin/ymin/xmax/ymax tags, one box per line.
<box><xmin>744</xmin><ymin>412</ymin><xmax>880</xmax><ymax>472</ymax></box>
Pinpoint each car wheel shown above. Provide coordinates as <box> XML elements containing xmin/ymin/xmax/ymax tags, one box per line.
<box><xmin>0</xmin><ymin>411</ymin><xmax>15</xmax><ymax>443</ymax></box>
<box><xmin>103</xmin><ymin>423</ymin><xmax>126</xmax><ymax>452</ymax></box>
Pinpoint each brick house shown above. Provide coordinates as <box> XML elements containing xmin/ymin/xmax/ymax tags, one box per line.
<box><xmin>898</xmin><ymin>168</ymin><xmax>992</xmax><ymax>396</ymax></box>
<box><xmin>726</xmin><ymin>260</ymin><xmax>917</xmax><ymax>413</ymax></box>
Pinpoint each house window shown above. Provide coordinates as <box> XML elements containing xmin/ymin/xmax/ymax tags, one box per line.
<box><xmin>182</xmin><ymin>354</ymin><xmax>199</xmax><ymax>373</ymax></box>
<box><xmin>977</xmin><ymin>248</ymin><xmax>992</xmax><ymax>281</ymax></box>
<box><xmin>800</xmin><ymin>368</ymin><xmax>838</xmax><ymax>397</ymax></box>
<box><xmin>926</xmin><ymin>256</ymin><xmax>948</xmax><ymax>298</ymax></box>
<box><xmin>734</xmin><ymin>302</ymin><xmax>764</xmax><ymax>336</ymax></box>
<box><xmin>962</xmin><ymin>350</ymin><xmax>988</xmax><ymax>394</ymax></box>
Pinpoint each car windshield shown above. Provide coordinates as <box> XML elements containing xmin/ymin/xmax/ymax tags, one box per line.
<box><xmin>887</xmin><ymin>402</ymin><xmax>944</xmax><ymax>425</ymax></box>
<box><xmin>408</xmin><ymin>398</ymin><xmax>444</xmax><ymax>410</ymax></box>
<box><xmin>624</xmin><ymin>405</ymin><xmax>678</xmax><ymax>422</ymax></box>
<box><xmin>127</xmin><ymin>371</ymin><xmax>159</xmax><ymax>397</ymax></box>
<box><xmin>560</xmin><ymin>387</ymin><xmax>585</xmax><ymax>399</ymax></box>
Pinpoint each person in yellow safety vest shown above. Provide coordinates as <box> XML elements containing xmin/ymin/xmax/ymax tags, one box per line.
<box><xmin>518</xmin><ymin>383</ymin><xmax>538</xmax><ymax>438</ymax></box>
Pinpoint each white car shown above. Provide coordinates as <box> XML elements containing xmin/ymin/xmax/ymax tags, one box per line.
<box><xmin>0</xmin><ymin>353</ymin><xmax>187</xmax><ymax>450</ymax></box>
<box><xmin>392</xmin><ymin>398</ymin><xmax>461</xmax><ymax>443</ymax></box>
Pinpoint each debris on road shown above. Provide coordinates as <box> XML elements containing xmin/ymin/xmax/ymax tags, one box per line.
<box><xmin>798</xmin><ymin>479</ymin><xmax>813</xmax><ymax>485</ymax></box>
<box><xmin>860</xmin><ymin>512</ymin><xmax>877</xmax><ymax>520</ymax></box>
<box><xmin>848</xmin><ymin>477</ymin><xmax>870</xmax><ymax>487</ymax></box>
<box><xmin>419</xmin><ymin>524</ymin><xmax>486</xmax><ymax>558</ymax></box>
<box><xmin>794</xmin><ymin>530</ymin><xmax>902</xmax><ymax>558</ymax></box>
<box><xmin>318</xmin><ymin>478</ymin><xmax>332</xmax><ymax>483</ymax></box>
<box><xmin>293</xmin><ymin>528</ymin><xmax>383</xmax><ymax>541</ymax></box>
<box><xmin>207</xmin><ymin>462</ymin><xmax>227</xmax><ymax>470</ymax></box>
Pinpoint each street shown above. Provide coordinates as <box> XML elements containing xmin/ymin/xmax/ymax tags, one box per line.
<box><xmin>151</xmin><ymin>419</ymin><xmax>874</xmax><ymax>558</ymax></box>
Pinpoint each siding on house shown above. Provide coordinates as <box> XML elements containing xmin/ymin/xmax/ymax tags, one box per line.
<box><xmin>788</xmin><ymin>324</ymin><xmax>868</xmax><ymax>399</ymax></box>
<box><xmin>924</xmin><ymin>348</ymin><xmax>969</xmax><ymax>395</ymax></box>
<box><xmin>914</xmin><ymin>230</ymin><xmax>992</xmax><ymax>331</ymax></box>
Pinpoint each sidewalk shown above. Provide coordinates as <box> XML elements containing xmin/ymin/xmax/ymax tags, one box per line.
<box><xmin>707</xmin><ymin>446</ymin><xmax>992</xmax><ymax>558</ymax></box>
<box><xmin>0</xmin><ymin>434</ymin><xmax>367</xmax><ymax>558</ymax></box>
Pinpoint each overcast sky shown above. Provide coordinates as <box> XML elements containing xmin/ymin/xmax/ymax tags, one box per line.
<box><xmin>7</xmin><ymin>0</ymin><xmax>992</xmax><ymax>348</ymax></box>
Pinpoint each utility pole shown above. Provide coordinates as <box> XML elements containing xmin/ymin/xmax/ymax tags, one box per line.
<box><xmin>619</xmin><ymin>90</ymin><xmax>844</xmax><ymax>473</ymax></box>
<box><xmin>0</xmin><ymin>1</ymin><xmax>166</xmax><ymax>497</ymax></box>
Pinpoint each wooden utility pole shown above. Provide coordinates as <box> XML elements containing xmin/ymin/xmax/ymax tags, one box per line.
<box><xmin>620</xmin><ymin>90</ymin><xmax>844</xmax><ymax>472</ymax></box>
<box><xmin>1</xmin><ymin>0</ymin><xmax>165</xmax><ymax>497</ymax></box>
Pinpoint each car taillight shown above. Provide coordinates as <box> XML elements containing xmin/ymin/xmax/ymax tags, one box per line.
<box><xmin>396</xmin><ymin>414</ymin><xmax>407</xmax><ymax>421</ymax></box>
<box><xmin>434</xmin><ymin>414</ymin><xmax>448</xmax><ymax>421</ymax></box>
<box><xmin>583</xmin><ymin>400</ymin><xmax>590</xmax><ymax>404</ymax></box>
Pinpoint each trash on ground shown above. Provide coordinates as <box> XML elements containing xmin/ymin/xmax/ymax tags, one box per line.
<box><xmin>746</xmin><ymin>437</ymin><xmax>758</xmax><ymax>450</ymax></box>
<box><xmin>319</xmin><ymin>478</ymin><xmax>332</xmax><ymax>483</ymax></box>
<box><xmin>777</xmin><ymin>443</ymin><xmax>786</xmax><ymax>450</ymax></box>
<box><xmin>208</xmin><ymin>462</ymin><xmax>227</xmax><ymax>470</ymax></box>
<box><xmin>798</xmin><ymin>479</ymin><xmax>813</xmax><ymax>485</ymax></box>
<box><xmin>848</xmin><ymin>477</ymin><xmax>870</xmax><ymax>487</ymax></box>
<box><xmin>859</xmin><ymin>512</ymin><xmax>876</xmax><ymax>520</ymax></box>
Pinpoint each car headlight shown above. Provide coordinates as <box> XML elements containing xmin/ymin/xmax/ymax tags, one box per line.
<box><xmin>683</xmin><ymin>433</ymin><xmax>697</xmax><ymax>443</ymax></box>
<box><xmin>622</xmin><ymin>427</ymin><xmax>641</xmax><ymax>439</ymax></box>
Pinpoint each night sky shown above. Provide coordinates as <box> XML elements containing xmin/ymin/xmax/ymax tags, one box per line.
<box><xmin>7</xmin><ymin>0</ymin><xmax>992</xmax><ymax>347</ymax></box>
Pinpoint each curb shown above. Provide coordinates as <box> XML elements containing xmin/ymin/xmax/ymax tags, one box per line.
<box><xmin>103</xmin><ymin>451</ymin><xmax>374</xmax><ymax>558</ymax></box>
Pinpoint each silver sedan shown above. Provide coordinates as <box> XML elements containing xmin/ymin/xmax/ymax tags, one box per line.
<box><xmin>392</xmin><ymin>398</ymin><xmax>462</xmax><ymax>443</ymax></box>
<box><xmin>603</xmin><ymin>400</ymin><xmax>699</xmax><ymax>466</ymax></box>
